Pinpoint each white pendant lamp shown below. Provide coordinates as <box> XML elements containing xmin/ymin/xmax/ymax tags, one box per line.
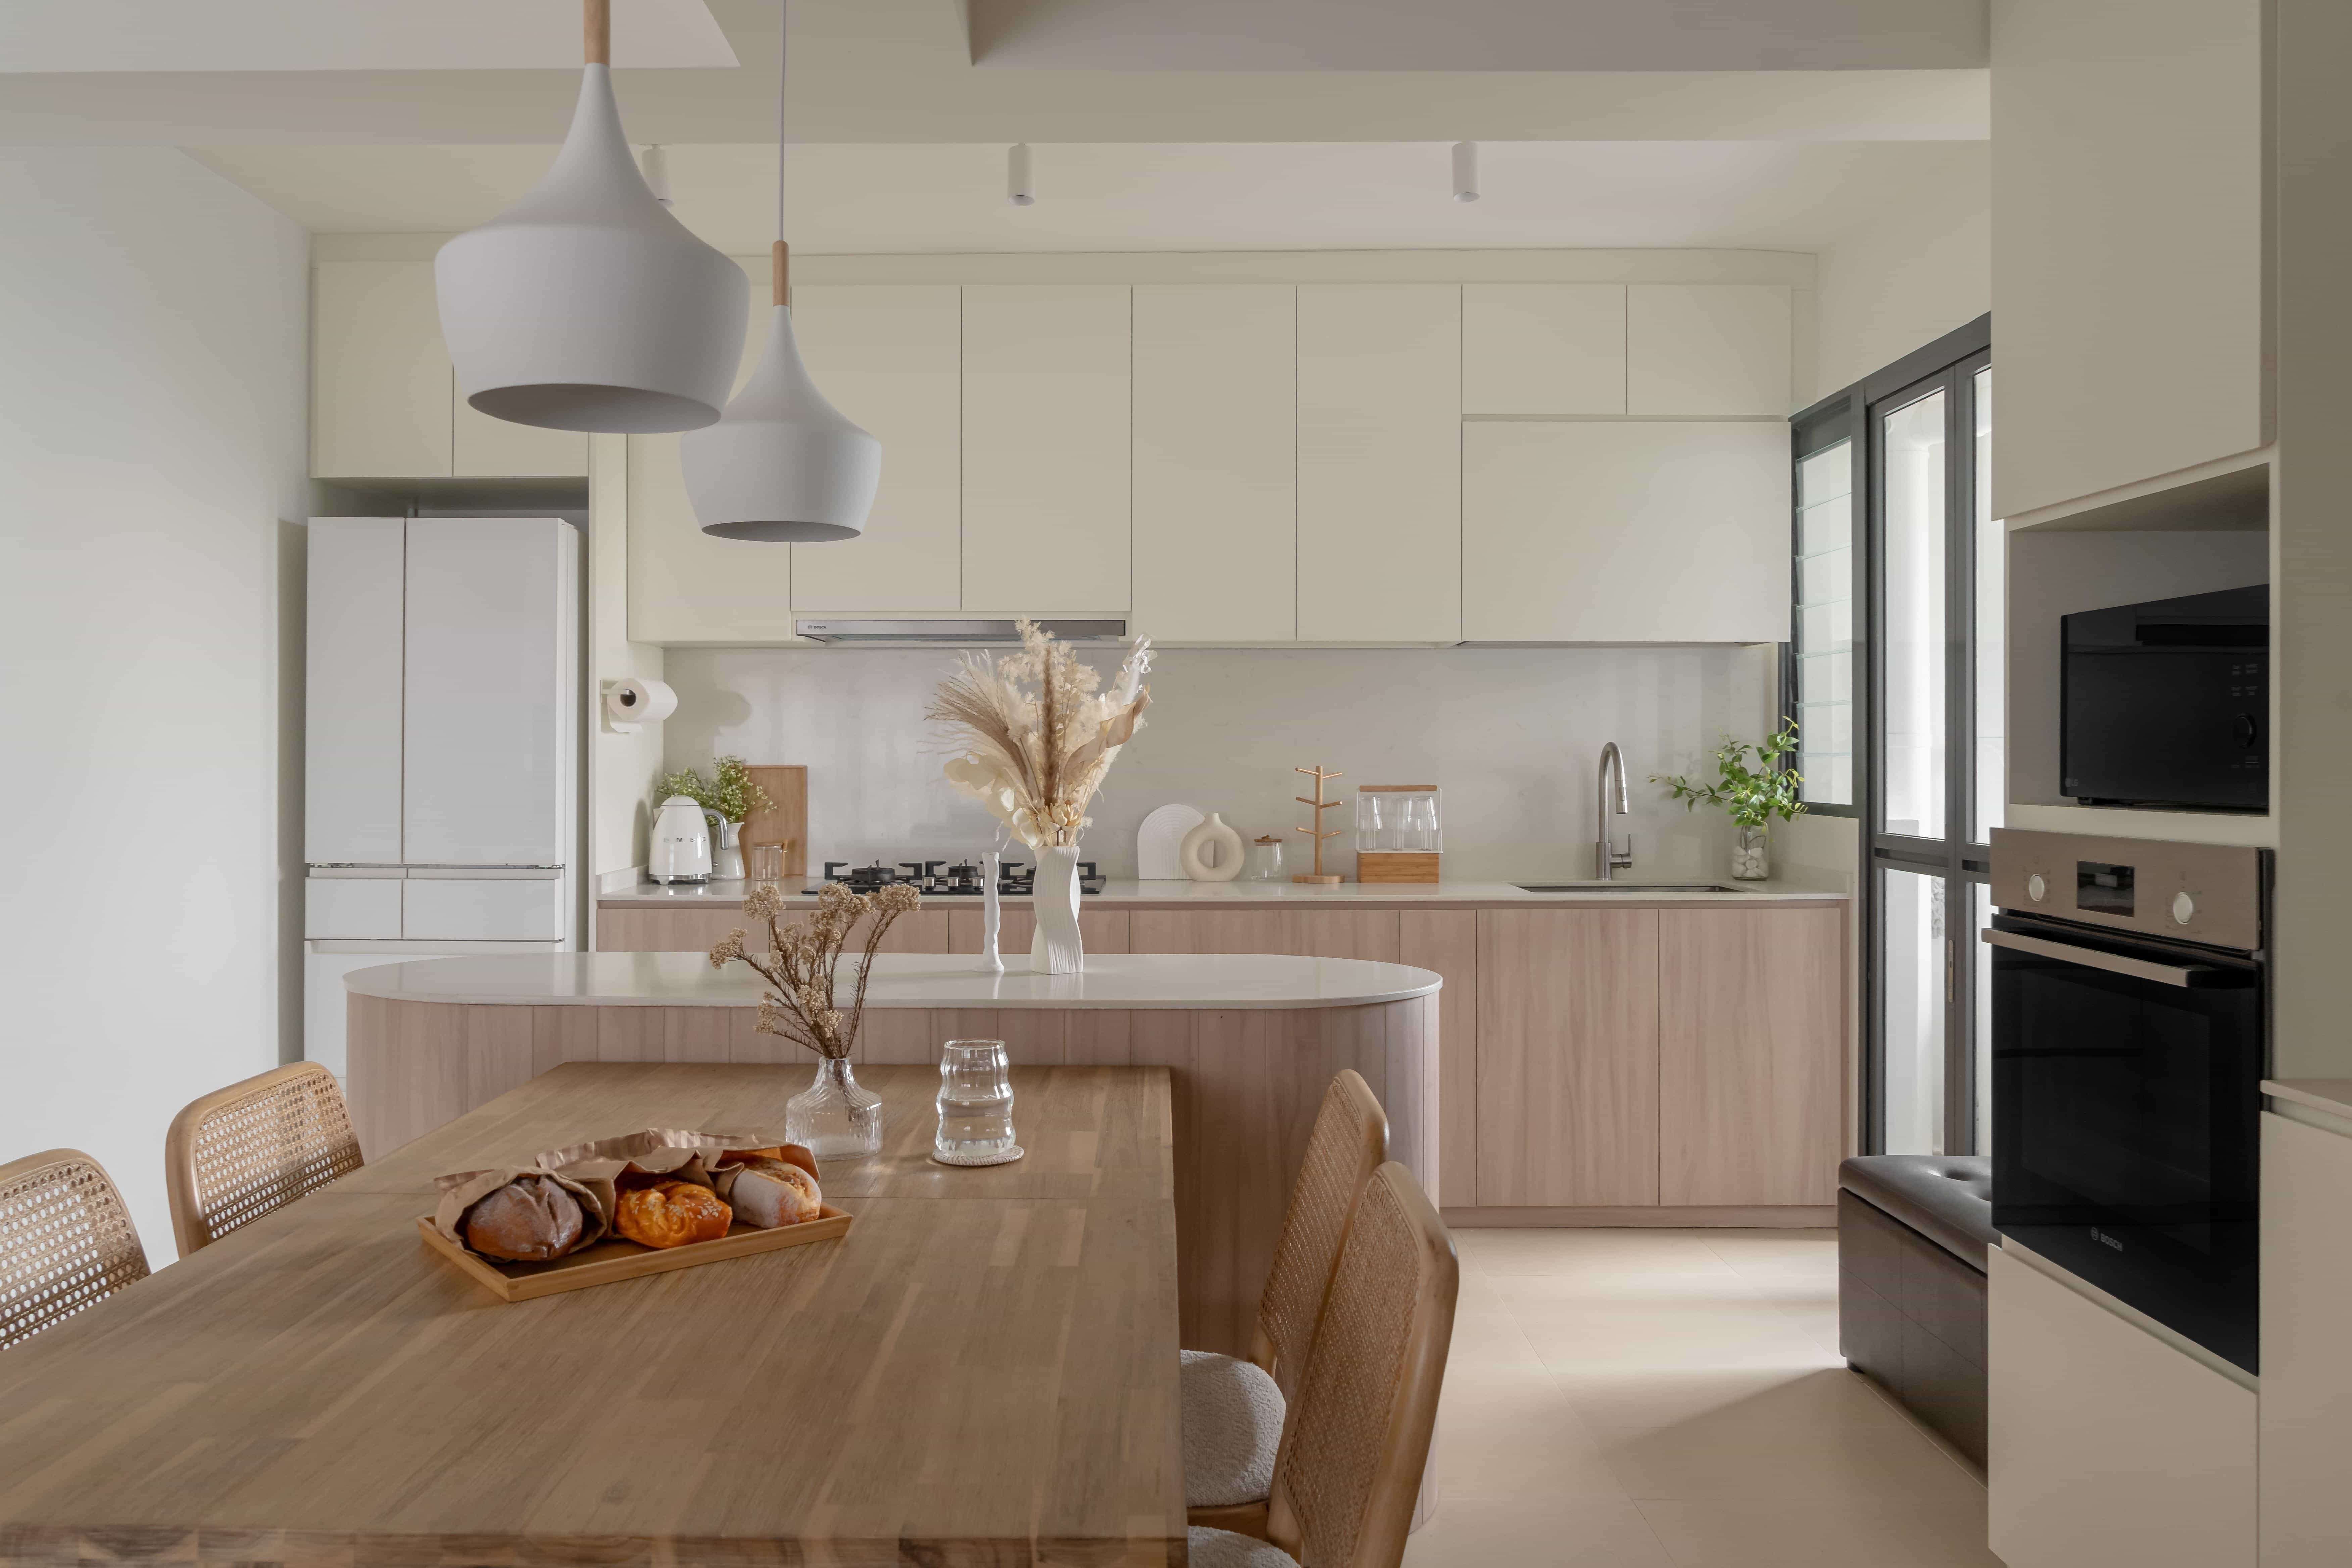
<box><xmin>1452</xmin><ymin>141</ymin><xmax>1481</xmax><ymax>203</ymax></box>
<box><xmin>680</xmin><ymin>0</ymin><xmax>880</xmax><ymax>543</ymax></box>
<box><xmin>434</xmin><ymin>0</ymin><xmax>747</xmax><ymax>434</ymax></box>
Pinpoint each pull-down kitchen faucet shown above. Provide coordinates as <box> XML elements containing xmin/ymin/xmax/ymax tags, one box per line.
<box><xmin>1596</xmin><ymin>742</ymin><xmax>1634</xmax><ymax>880</ymax></box>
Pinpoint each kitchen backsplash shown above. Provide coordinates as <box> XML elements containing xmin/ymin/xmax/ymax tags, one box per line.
<box><xmin>659</xmin><ymin>644</ymin><xmax>1781</xmax><ymax>882</ymax></box>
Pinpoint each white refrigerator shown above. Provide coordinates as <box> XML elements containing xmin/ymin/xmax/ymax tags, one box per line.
<box><xmin>304</xmin><ymin>517</ymin><xmax>580</xmax><ymax>1076</ymax></box>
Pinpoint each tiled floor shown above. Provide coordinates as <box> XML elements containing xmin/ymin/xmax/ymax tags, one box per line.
<box><xmin>1403</xmin><ymin>1228</ymin><xmax>2002</xmax><ymax>1568</ymax></box>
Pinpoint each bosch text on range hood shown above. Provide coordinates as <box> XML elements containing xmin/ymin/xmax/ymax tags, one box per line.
<box><xmin>793</xmin><ymin>619</ymin><xmax>1126</xmax><ymax>644</ymax></box>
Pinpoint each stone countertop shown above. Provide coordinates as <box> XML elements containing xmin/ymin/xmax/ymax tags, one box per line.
<box><xmin>597</xmin><ymin>876</ymin><xmax>1850</xmax><ymax>908</ymax></box>
<box><xmin>344</xmin><ymin>950</ymin><xmax>1443</xmax><ymax>1011</ymax></box>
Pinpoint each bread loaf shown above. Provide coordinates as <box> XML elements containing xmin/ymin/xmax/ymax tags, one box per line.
<box><xmin>462</xmin><ymin>1175</ymin><xmax>588</xmax><ymax>1262</ymax></box>
<box><xmin>730</xmin><ymin>1157</ymin><xmax>823</xmax><ymax>1228</ymax></box>
<box><xmin>614</xmin><ymin>1179</ymin><xmax>732</xmax><ymax>1248</ymax></box>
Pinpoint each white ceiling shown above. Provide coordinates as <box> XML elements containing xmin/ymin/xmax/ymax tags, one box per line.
<box><xmin>969</xmin><ymin>0</ymin><xmax>1988</xmax><ymax>72</ymax></box>
<box><xmin>0</xmin><ymin>0</ymin><xmax>736</xmax><ymax>74</ymax></box>
<box><xmin>0</xmin><ymin>0</ymin><xmax>1987</xmax><ymax>146</ymax></box>
<box><xmin>191</xmin><ymin>139</ymin><xmax>1988</xmax><ymax>257</ymax></box>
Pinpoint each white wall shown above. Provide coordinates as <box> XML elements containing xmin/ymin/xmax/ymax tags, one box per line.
<box><xmin>657</xmin><ymin>645</ymin><xmax>1777</xmax><ymax>883</ymax></box>
<box><xmin>587</xmin><ymin>433</ymin><xmax>668</xmax><ymax>886</ymax></box>
<box><xmin>0</xmin><ymin>149</ymin><xmax>309</xmax><ymax>1261</ymax></box>
<box><xmin>1810</xmin><ymin>141</ymin><xmax>1989</xmax><ymax>404</ymax></box>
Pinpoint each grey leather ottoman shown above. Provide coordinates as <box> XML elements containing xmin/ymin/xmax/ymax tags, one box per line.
<box><xmin>1838</xmin><ymin>1155</ymin><xmax>1994</xmax><ymax>1465</ymax></box>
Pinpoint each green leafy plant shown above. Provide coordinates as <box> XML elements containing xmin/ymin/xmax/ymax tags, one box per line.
<box><xmin>1653</xmin><ymin>719</ymin><xmax>1807</xmax><ymax>829</ymax></box>
<box><xmin>657</xmin><ymin>755</ymin><xmax>773</xmax><ymax>825</ymax></box>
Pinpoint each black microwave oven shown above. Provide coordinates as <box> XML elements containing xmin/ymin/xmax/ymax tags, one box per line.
<box><xmin>2061</xmin><ymin>583</ymin><xmax>2268</xmax><ymax>812</ymax></box>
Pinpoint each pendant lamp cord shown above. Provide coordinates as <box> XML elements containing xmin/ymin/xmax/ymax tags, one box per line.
<box><xmin>774</xmin><ymin>0</ymin><xmax>790</xmax><ymax>308</ymax></box>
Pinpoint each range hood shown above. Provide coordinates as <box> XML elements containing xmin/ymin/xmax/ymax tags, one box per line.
<box><xmin>793</xmin><ymin>618</ymin><xmax>1127</xmax><ymax>645</ymax></box>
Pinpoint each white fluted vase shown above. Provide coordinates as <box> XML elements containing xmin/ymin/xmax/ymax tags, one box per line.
<box><xmin>1030</xmin><ymin>845</ymin><xmax>1085</xmax><ymax>974</ymax></box>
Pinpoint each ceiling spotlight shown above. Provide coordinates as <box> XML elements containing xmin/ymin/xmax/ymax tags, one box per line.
<box><xmin>1452</xmin><ymin>141</ymin><xmax>1480</xmax><ymax>203</ymax></box>
<box><xmin>1008</xmin><ymin>143</ymin><xmax>1035</xmax><ymax>207</ymax></box>
<box><xmin>639</xmin><ymin>144</ymin><xmax>673</xmax><ymax>208</ymax></box>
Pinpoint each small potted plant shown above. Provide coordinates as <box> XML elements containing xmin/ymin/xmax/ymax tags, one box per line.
<box><xmin>656</xmin><ymin>756</ymin><xmax>772</xmax><ymax>880</ymax></box>
<box><xmin>1654</xmin><ymin>719</ymin><xmax>1806</xmax><ymax>880</ymax></box>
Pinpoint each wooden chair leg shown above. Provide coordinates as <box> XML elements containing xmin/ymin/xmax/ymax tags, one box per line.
<box><xmin>1186</xmin><ymin>1499</ymin><xmax>1270</xmax><ymax>1540</ymax></box>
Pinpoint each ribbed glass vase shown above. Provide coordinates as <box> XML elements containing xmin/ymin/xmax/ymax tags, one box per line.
<box><xmin>785</xmin><ymin>1055</ymin><xmax>883</xmax><ymax>1158</ymax></box>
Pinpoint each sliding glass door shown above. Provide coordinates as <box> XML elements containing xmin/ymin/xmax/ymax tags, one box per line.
<box><xmin>1868</xmin><ymin>351</ymin><xmax>1996</xmax><ymax>1157</ymax></box>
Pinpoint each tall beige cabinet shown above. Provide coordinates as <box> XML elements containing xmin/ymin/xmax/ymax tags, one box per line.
<box><xmin>1296</xmin><ymin>285</ymin><xmax>1463</xmax><ymax>643</ymax></box>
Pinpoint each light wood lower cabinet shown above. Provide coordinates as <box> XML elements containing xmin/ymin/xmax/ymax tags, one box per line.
<box><xmin>597</xmin><ymin>898</ymin><xmax>1846</xmax><ymax>1216</ymax></box>
<box><xmin>1475</xmin><ymin>909</ymin><xmax>1659</xmax><ymax>1206</ymax></box>
<box><xmin>1658</xmin><ymin>905</ymin><xmax>1845</xmax><ymax>1206</ymax></box>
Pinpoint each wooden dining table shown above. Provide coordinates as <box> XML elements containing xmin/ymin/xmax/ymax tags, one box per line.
<box><xmin>0</xmin><ymin>1063</ymin><xmax>1184</xmax><ymax>1568</ymax></box>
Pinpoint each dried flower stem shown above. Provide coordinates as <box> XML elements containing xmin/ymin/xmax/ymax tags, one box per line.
<box><xmin>708</xmin><ymin>881</ymin><xmax>922</xmax><ymax>1058</ymax></box>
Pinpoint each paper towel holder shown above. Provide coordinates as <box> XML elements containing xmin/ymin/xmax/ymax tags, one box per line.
<box><xmin>602</xmin><ymin>677</ymin><xmax>677</xmax><ymax>734</ymax></box>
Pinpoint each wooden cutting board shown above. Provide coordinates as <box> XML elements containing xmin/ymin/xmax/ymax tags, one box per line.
<box><xmin>742</xmin><ymin>765</ymin><xmax>808</xmax><ymax>878</ymax></box>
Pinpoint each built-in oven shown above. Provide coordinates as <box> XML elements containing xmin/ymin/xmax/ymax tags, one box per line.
<box><xmin>1985</xmin><ymin>828</ymin><xmax>2269</xmax><ymax>1374</ymax></box>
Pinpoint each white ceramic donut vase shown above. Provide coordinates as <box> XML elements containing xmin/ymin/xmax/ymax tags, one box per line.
<box><xmin>1179</xmin><ymin>814</ymin><xmax>1246</xmax><ymax>882</ymax></box>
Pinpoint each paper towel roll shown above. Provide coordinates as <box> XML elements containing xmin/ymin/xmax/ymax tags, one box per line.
<box><xmin>605</xmin><ymin>677</ymin><xmax>678</xmax><ymax>724</ymax></box>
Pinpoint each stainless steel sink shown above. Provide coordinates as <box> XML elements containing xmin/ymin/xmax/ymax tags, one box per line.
<box><xmin>1514</xmin><ymin>883</ymin><xmax>1750</xmax><ymax>894</ymax></box>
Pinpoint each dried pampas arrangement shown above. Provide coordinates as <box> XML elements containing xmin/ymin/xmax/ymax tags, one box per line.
<box><xmin>926</xmin><ymin>619</ymin><xmax>1153</xmax><ymax>850</ymax></box>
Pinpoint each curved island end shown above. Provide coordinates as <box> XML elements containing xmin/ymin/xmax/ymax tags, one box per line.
<box><xmin>346</xmin><ymin>951</ymin><xmax>1440</xmax><ymax>1355</ymax></box>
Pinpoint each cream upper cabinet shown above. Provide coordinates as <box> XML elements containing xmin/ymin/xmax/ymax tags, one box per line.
<box><xmin>313</xmin><ymin>260</ymin><xmax>452</xmax><ymax>479</ymax></box>
<box><xmin>625</xmin><ymin>274</ymin><xmax>798</xmax><ymax>643</ymax></box>
<box><xmin>314</xmin><ymin>257</ymin><xmax>586</xmax><ymax>480</ymax></box>
<box><xmin>961</xmin><ymin>285</ymin><xmax>1131</xmax><ymax>613</ymax></box>
<box><xmin>1463</xmin><ymin>284</ymin><xmax>1626</xmax><ymax>416</ymax></box>
<box><xmin>1296</xmin><ymin>284</ymin><xmax>1462</xmax><ymax>643</ymax></box>
<box><xmin>1626</xmin><ymin>284</ymin><xmax>1792</xmax><ymax>417</ymax></box>
<box><xmin>1131</xmin><ymin>285</ymin><xmax>1297</xmax><ymax>642</ymax></box>
<box><xmin>1991</xmin><ymin>0</ymin><xmax>2264</xmax><ymax>519</ymax></box>
<box><xmin>454</xmin><ymin>396</ymin><xmax>588</xmax><ymax>479</ymax></box>
<box><xmin>789</xmin><ymin>284</ymin><xmax>963</xmax><ymax>612</ymax></box>
<box><xmin>1463</xmin><ymin>419</ymin><xmax>1791</xmax><ymax>642</ymax></box>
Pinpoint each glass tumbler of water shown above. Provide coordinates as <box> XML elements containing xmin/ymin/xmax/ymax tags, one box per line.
<box><xmin>936</xmin><ymin>1040</ymin><xmax>1016</xmax><ymax>1161</ymax></box>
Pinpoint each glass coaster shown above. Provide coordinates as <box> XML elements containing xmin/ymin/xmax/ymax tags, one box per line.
<box><xmin>931</xmin><ymin>1144</ymin><xmax>1025</xmax><ymax>1167</ymax></box>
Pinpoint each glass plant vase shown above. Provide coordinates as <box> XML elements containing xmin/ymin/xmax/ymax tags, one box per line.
<box><xmin>1031</xmin><ymin>844</ymin><xmax>1085</xmax><ymax>974</ymax></box>
<box><xmin>1731</xmin><ymin>823</ymin><xmax>1770</xmax><ymax>881</ymax></box>
<box><xmin>785</xmin><ymin>1056</ymin><xmax>884</xmax><ymax>1158</ymax></box>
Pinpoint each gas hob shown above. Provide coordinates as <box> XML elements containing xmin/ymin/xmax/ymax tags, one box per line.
<box><xmin>805</xmin><ymin>857</ymin><xmax>1106</xmax><ymax>897</ymax></box>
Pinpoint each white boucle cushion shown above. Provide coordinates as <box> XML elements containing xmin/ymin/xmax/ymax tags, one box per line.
<box><xmin>1181</xmin><ymin>1348</ymin><xmax>1287</xmax><ymax>1508</ymax></box>
<box><xmin>1186</xmin><ymin>1526</ymin><xmax>1298</xmax><ymax>1568</ymax></box>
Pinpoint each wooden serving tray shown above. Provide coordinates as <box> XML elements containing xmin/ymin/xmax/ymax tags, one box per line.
<box><xmin>416</xmin><ymin>1205</ymin><xmax>853</xmax><ymax>1302</ymax></box>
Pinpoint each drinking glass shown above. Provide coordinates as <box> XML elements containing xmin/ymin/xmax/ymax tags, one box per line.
<box><xmin>936</xmin><ymin>1040</ymin><xmax>1020</xmax><ymax>1164</ymax></box>
<box><xmin>1358</xmin><ymin>793</ymin><xmax>1386</xmax><ymax>852</ymax></box>
<box><xmin>747</xmin><ymin>843</ymin><xmax>784</xmax><ymax>890</ymax></box>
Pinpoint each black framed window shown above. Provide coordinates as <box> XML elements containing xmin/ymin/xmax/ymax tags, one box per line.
<box><xmin>1796</xmin><ymin>315</ymin><xmax>1996</xmax><ymax>1156</ymax></box>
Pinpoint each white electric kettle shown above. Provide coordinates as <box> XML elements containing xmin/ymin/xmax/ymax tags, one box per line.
<box><xmin>649</xmin><ymin>795</ymin><xmax>714</xmax><ymax>884</ymax></box>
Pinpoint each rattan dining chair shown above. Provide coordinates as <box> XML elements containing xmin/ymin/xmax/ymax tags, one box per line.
<box><xmin>1184</xmin><ymin>1069</ymin><xmax>1388</xmax><ymax>1531</ymax></box>
<box><xmin>1188</xmin><ymin>1162</ymin><xmax>1459</xmax><ymax>1568</ymax></box>
<box><xmin>0</xmin><ymin>1148</ymin><xmax>151</xmax><ymax>1350</ymax></box>
<box><xmin>165</xmin><ymin>1062</ymin><xmax>363</xmax><ymax>1256</ymax></box>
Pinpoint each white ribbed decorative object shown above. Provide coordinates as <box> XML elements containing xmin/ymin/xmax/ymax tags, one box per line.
<box><xmin>434</xmin><ymin>6</ymin><xmax>747</xmax><ymax>435</ymax></box>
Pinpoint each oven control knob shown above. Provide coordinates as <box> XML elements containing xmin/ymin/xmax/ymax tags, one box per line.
<box><xmin>2172</xmin><ymin>891</ymin><xmax>2196</xmax><ymax>926</ymax></box>
<box><xmin>2026</xmin><ymin>873</ymin><xmax>2047</xmax><ymax>903</ymax></box>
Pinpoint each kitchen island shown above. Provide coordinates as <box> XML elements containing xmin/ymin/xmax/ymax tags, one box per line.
<box><xmin>345</xmin><ymin>950</ymin><xmax>1438</xmax><ymax>1354</ymax></box>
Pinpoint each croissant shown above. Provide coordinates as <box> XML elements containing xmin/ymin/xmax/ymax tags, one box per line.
<box><xmin>615</xmin><ymin>1179</ymin><xmax>732</xmax><ymax>1248</ymax></box>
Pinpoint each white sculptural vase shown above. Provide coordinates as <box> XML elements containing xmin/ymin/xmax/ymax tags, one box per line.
<box><xmin>1030</xmin><ymin>845</ymin><xmax>1085</xmax><ymax>974</ymax></box>
<box><xmin>978</xmin><ymin>850</ymin><xmax>1006</xmax><ymax>973</ymax></box>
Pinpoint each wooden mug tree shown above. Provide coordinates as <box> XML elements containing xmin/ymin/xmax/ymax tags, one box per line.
<box><xmin>1293</xmin><ymin>765</ymin><xmax>1345</xmax><ymax>884</ymax></box>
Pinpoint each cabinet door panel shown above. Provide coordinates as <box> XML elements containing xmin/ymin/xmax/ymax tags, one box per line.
<box><xmin>1658</xmin><ymin>906</ymin><xmax>1843</xmax><ymax>1205</ymax></box>
<box><xmin>1463</xmin><ymin>284</ymin><xmax>1626</xmax><ymax>416</ymax></box>
<box><xmin>624</xmin><ymin>273</ymin><xmax>795</xmax><ymax>642</ymax></box>
<box><xmin>1297</xmin><ymin>284</ymin><xmax>1461</xmax><ymax>642</ymax></box>
<box><xmin>790</xmin><ymin>285</ymin><xmax>963</xmax><ymax>611</ymax></box>
<box><xmin>1129</xmin><ymin>908</ymin><xmax>1398</xmax><ymax>961</ymax></box>
<box><xmin>961</xmin><ymin>285</ymin><xmax>1131</xmax><ymax>612</ymax></box>
<box><xmin>1626</xmin><ymin>283</ymin><xmax>1791</xmax><ymax>416</ymax></box>
<box><xmin>2260</xmin><ymin>1112</ymin><xmax>2352</xmax><ymax>1560</ymax></box>
<box><xmin>1463</xmin><ymin>419</ymin><xmax>1790</xmax><ymax>643</ymax></box>
<box><xmin>312</xmin><ymin>260</ymin><xmax>450</xmax><ymax>479</ymax></box>
<box><xmin>1132</xmin><ymin>285</ymin><xmax>1296</xmax><ymax>641</ymax></box>
<box><xmin>1475</xmin><ymin>909</ymin><xmax>1659</xmax><ymax>1207</ymax></box>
